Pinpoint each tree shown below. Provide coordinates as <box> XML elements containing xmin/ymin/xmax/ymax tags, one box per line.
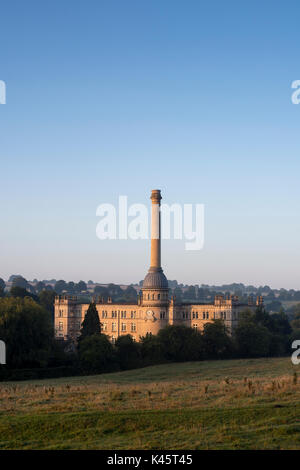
<box><xmin>54</xmin><ymin>280</ymin><xmax>67</xmax><ymax>294</ymax></box>
<box><xmin>67</xmin><ymin>281</ymin><xmax>75</xmax><ymax>294</ymax></box>
<box><xmin>157</xmin><ymin>325</ymin><xmax>203</xmax><ymax>362</ymax></box>
<box><xmin>139</xmin><ymin>333</ymin><xmax>164</xmax><ymax>365</ymax></box>
<box><xmin>291</xmin><ymin>304</ymin><xmax>300</xmax><ymax>330</ymax></box>
<box><xmin>75</xmin><ymin>280</ymin><xmax>87</xmax><ymax>293</ymax></box>
<box><xmin>271</xmin><ymin>311</ymin><xmax>292</xmax><ymax>336</ymax></box>
<box><xmin>0</xmin><ymin>278</ymin><xmax>5</xmax><ymax>298</ymax></box>
<box><xmin>78</xmin><ymin>334</ymin><xmax>116</xmax><ymax>373</ymax></box>
<box><xmin>202</xmin><ymin>319</ymin><xmax>234</xmax><ymax>359</ymax></box>
<box><xmin>173</xmin><ymin>287</ymin><xmax>183</xmax><ymax>302</ymax></box>
<box><xmin>10</xmin><ymin>286</ymin><xmax>39</xmax><ymax>301</ymax></box>
<box><xmin>79</xmin><ymin>302</ymin><xmax>101</xmax><ymax>340</ymax></box>
<box><xmin>39</xmin><ymin>290</ymin><xmax>56</xmax><ymax>323</ymax></box>
<box><xmin>12</xmin><ymin>275</ymin><xmax>28</xmax><ymax>289</ymax></box>
<box><xmin>122</xmin><ymin>286</ymin><xmax>137</xmax><ymax>301</ymax></box>
<box><xmin>0</xmin><ymin>297</ymin><xmax>52</xmax><ymax>368</ymax></box>
<box><xmin>35</xmin><ymin>281</ymin><xmax>46</xmax><ymax>293</ymax></box>
<box><xmin>185</xmin><ymin>286</ymin><xmax>197</xmax><ymax>300</ymax></box>
<box><xmin>115</xmin><ymin>335</ymin><xmax>141</xmax><ymax>369</ymax></box>
<box><xmin>234</xmin><ymin>318</ymin><xmax>271</xmax><ymax>358</ymax></box>
<box><xmin>94</xmin><ymin>285</ymin><xmax>109</xmax><ymax>298</ymax></box>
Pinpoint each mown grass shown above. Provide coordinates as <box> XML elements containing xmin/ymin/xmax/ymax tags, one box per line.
<box><xmin>0</xmin><ymin>357</ymin><xmax>299</xmax><ymax>449</ymax></box>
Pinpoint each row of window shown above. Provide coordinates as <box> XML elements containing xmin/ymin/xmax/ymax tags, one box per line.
<box><xmin>101</xmin><ymin>310</ymin><xmax>137</xmax><ymax>319</ymax></box>
<box><xmin>102</xmin><ymin>322</ymin><xmax>136</xmax><ymax>332</ymax></box>
<box><xmin>143</xmin><ymin>293</ymin><xmax>168</xmax><ymax>300</ymax></box>
<box><xmin>183</xmin><ymin>311</ymin><xmax>228</xmax><ymax>320</ymax></box>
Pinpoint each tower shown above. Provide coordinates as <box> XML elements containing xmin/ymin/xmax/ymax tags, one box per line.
<box><xmin>141</xmin><ymin>190</ymin><xmax>169</xmax><ymax>307</ymax></box>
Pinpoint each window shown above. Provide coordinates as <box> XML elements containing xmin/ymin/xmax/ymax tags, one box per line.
<box><xmin>160</xmin><ymin>312</ymin><xmax>166</xmax><ymax>319</ymax></box>
<box><xmin>112</xmin><ymin>322</ymin><xmax>117</xmax><ymax>332</ymax></box>
<box><xmin>206</xmin><ymin>312</ymin><xmax>209</xmax><ymax>319</ymax></box>
<box><xmin>121</xmin><ymin>323</ymin><xmax>126</xmax><ymax>332</ymax></box>
<box><xmin>102</xmin><ymin>311</ymin><xmax>107</xmax><ymax>318</ymax></box>
<box><xmin>203</xmin><ymin>312</ymin><xmax>205</xmax><ymax>319</ymax></box>
<box><xmin>152</xmin><ymin>294</ymin><xmax>155</xmax><ymax>300</ymax></box>
<box><xmin>131</xmin><ymin>311</ymin><xmax>136</xmax><ymax>319</ymax></box>
<box><xmin>158</xmin><ymin>294</ymin><xmax>160</xmax><ymax>300</ymax></box>
<box><xmin>112</xmin><ymin>311</ymin><xmax>117</xmax><ymax>318</ymax></box>
<box><xmin>59</xmin><ymin>322</ymin><xmax>63</xmax><ymax>331</ymax></box>
<box><xmin>102</xmin><ymin>322</ymin><xmax>107</xmax><ymax>332</ymax></box>
<box><xmin>121</xmin><ymin>311</ymin><xmax>126</xmax><ymax>318</ymax></box>
<box><xmin>59</xmin><ymin>310</ymin><xmax>63</xmax><ymax>317</ymax></box>
<box><xmin>193</xmin><ymin>324</ymin><xmax>198</xmax><ymax>329</ymax></box>
<box><xmin>131</xmin><ymin>323</ymin><xmax>136</xmax><ymax>332</ymax></box>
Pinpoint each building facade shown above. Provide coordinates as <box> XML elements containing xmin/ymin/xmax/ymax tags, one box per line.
<box><xmin>54</xmin><ymin>190</ymin><xmax>261</xmax><ymax>342</ymax></box>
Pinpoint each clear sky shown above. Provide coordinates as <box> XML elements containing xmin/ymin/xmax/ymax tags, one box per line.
<box><xmin>0</xmin><ymin>0</ymin><xmax>300</xmax><ymax>288</ymax></box>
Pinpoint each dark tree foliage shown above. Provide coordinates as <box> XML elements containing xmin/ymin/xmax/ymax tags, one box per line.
<box><xmin>0</xmin><ymin>297</ymin><xmax>52</xmax><ymax>368</ymax></box>
<box><xmin>93</xmin><ymin>285</ymin><xmax>109</xmax><ymax>298</ymax></box>
<box><xmin>78</xmin><ymin>334</ymin><xmax>117</xmax><ymax>373</ymax></box>
<box><xmin>234</xmin><ymin>319</ymin><xmax>271</xmax><ymax>358</ymax></box>
<box><xmin>39</xmin><ymin>290</ymin><xmax>57</xmax><ymax>324</ymax></box>
<box><xmin>115</xmin><ymin>334</ymin><xmax>141</xmax><ymax>370</ymax></box>
<box><xmin>157</xmin><ymin>325</ymin><xmax>203</xmax><ymax>362</ymax></box>
<box><xmin>79</xmin><ymin>303</ymin><xmax>101</xmax><ymax>340</ymax></box>
<box><xmin>35</xmin><ymin>281</ymin><xmax>46</xmax><ymax>293</ymax></box>
<box><xmin>202</xmin><ymin>319</ymin><xmax>234</xmax><ymax>359</ymax></box>
<box><xmin>122</xmin><ymin>286</ymin><xmax>138</xmax><ymax>302</ymax></box>
<box><xmin>10</xmin><ymin>286</ymin><xmax>39</xmax><ymax>301</ymax></box>
<box><xmin>139</xmin><ymin>333</ymin><xmax>164</xmax><ymax>365</ymax></box>
<box><xmin>75</xmin><ymin>281</ymin><xmax>87</xmax><ymax>293</ymax></box>
<box><xmin>11</xmin><ymin>276</ymin><xmax>28</xmax><ymax>289</ymax></box>
<box><xmin>54</xmin><ymin>280</ymin><xmax>68</xmax><ymax>294</ymax></box>
<box><xmin>0</xmin><ymin>278</ymin><xmax>5</xmax><ymax>291</ymax></box>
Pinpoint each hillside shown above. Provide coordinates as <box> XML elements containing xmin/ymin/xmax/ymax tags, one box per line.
<box><xmin>0</xmin><ymin>357</ymin><xmax>299</xmax><ymax>449</ymax></box>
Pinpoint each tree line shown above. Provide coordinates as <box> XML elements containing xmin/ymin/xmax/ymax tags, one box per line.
<box><xmin>0</xmin><ymin>287</ymin><xmax>299</xmax><ymax>380</ymax></box>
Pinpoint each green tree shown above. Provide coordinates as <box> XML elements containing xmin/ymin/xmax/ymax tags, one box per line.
<box><xmin>0</xmin><ymin>297</ymin><xmax>52</xmax><ymax>368</ymax></box>
<box><xmin>202</xmin><ymin>319</ymin><xmax>234</xmax><ymax>359</ymax></box>
<box><xmin>35</xmin><ymin>281</ymin><xmax>46</xmax><ymax>293</ymax></box>
<box><xmin>54</xmin><ymin>280</ymin><xmax>67</xmax><ymax>294</ymax></box>
<box><xmin>11</xmin><ymin>275</ymin><xmax>28</xmax><ymax>289</ymax></box>
<box><xmin>10</xmin><ymin>286</ymin><xmax>39</xmax><ymax>301</ymax></box>
<box><xmin>75</xmin><ymin>280</ymin><xmax>87</xmax><ymax>293</ymax></box>
<box><xmin>291</xmin><ymin>304</ymin><xmax>300</xmax><ymax>330</ymax></box>
<box><xmin>157</xmin><ymin>325</ymin><xmax>203</xmax><ymax>362</ymax></box>
<box><xmin>39</xmin><ymin>290</ymin><xmax>56</xmax><ymax>324</ymax></box>
<box><xmin>78</xmin><ymin>334</ymin><xmax>116</xmax><ymax>373</ymax></box>
<box><xmin>115</xmin><ymin>334</ymin><xmax>141</xmax><ymax>369</ymax></box>
<box><xmin>0</xmin><ymin>278</ymin><xmax>5</xmax><ymax>298</ymax></box>
<box><xmin>139</xmin><ymin>333</ymin><xmax>164</xmax><ymax>365</ymax></box>
<box><xmin>234</xmin><ymin>318</ymin><xmax>271</xmax><ymax>358</ymax></box>
<box><xmin>79</xmin><ymin>302</ymin><xmax>101</xmax><ymax>340</ymax></box>
<box><xmin>122</xmin><ymin>286</ymin><xmax>137</xmax><ymax>302</ymax></box>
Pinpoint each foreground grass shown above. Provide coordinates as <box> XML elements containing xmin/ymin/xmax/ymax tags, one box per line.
<box><xmin>0</xmin><ymin>357</ymin><xmax>299</xmax><ymax>449</ymax></box>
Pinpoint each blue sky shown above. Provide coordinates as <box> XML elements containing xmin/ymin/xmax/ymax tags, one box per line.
<box><xmin>0</xmin><ymin>0</ymin><xmax>300</xmax><ymax>288</ymax></box>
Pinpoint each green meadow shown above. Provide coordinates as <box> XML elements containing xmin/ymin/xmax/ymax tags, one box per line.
<box><xmin>0</xmin><ymin>357</ymin><xmax>299</xmax><ymax>449</ymax></box>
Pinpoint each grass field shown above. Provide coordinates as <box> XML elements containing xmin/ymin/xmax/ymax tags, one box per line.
<box><xmin>0</xmin><ymin>357</ymin><xmax>300</xmax><ymax>449</ymax></box>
